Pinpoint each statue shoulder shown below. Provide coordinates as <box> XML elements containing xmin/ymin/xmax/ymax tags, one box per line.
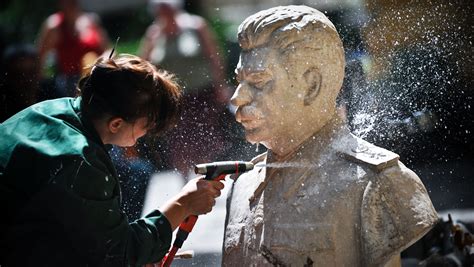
<box><xmin>334</xmin><ymin>133</ymin><xmax>399</xmax><ymax>172</ymax></box>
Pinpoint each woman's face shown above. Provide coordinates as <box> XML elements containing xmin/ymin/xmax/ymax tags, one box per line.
<box><xmin>111</xmin><ymin>117</ymin><xmax>150</xmax><ymax>147</ymax></box>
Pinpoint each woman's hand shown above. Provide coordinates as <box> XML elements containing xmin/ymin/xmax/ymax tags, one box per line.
<box><xmin>160</xmin><ymin>177</ymin><xmax>225</xmax><ymax>230</ymax></box>
<box><xmin>178</xmin><ymin>177</ymin><xmax>225</xmax><ymax>215</ymax></box>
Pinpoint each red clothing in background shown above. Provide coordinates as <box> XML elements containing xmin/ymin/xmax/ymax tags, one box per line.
<box><xmin>56</xmin><ymin>12</ymin><xmax>104</xmax><ymax>75</ymax></box>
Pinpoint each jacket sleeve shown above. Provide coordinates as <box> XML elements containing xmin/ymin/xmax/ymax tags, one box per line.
<box><xmin>54</xmin><ymin>155</ymin><xmax>172</xmax><ymax>266</ymax></box>
<box><xmin>360</xmin><ymin>161</ymin><xmax>438</xmax><ymax>267</ymax></box>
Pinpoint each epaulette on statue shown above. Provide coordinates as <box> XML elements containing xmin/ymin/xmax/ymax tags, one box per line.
<box><xmin>334</xmin><ymin>134</ymin><xmax>399</xmax><ymax>172</ymax></box>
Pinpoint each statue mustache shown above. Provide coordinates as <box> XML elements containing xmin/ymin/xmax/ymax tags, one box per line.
<box><xmin>237</xmin><ymin>106</ymin><xmax>264</xmax><ymax>120</ymax></box>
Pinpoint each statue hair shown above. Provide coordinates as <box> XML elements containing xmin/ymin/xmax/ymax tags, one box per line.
<box><xmin>237</xmin><ymin>5</ymin><xmax>346</xmax><ymax>101</ymax></box>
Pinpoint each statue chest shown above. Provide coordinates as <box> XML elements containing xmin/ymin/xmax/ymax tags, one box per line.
<box><xmin>224</xmin><ymin>163</ymin><xmax>369</xmax><ymax>266</ymax></box>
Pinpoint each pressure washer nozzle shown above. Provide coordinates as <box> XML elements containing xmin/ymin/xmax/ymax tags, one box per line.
<box><xmin>194</xmin><ymin>161</ymin><xmax>254</xmax><ymax>180</ymax></box>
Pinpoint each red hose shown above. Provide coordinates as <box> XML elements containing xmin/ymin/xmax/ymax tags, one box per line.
<box><xmin>160</xmin><ymin>173</ymin><xmax>227</xmax><ymax>266</ymax></box>
<box><xmin>161</xmin><ymin>246</ymin><xmax>179</xmax><ymax>267</ymax></box>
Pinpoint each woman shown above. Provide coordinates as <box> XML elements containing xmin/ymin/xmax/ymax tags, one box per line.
<box><xmin>0</xmin><ymin>54</ymin><xmax>224</xmax><ymax>266</ymax></box>
<box><xmin>37</xmin><ymin>0</ymin><xmax>110</xmax><ymax>98</ymax></box>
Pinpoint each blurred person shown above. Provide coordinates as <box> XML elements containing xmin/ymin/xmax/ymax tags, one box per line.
<box><xmin>0</xmin><ymin>44</ymin><xmax>40</xmax><ymax>122</ymax></box>
<box><xmin>0</xmin><ymin>54</ymin><xmax>224</xmax><ymax>266</ymax></box>
<box><xmin>110</xmin><ymin>142</ymin><xmax>159</xmax><ymax>221</ymax></box>
<box><xmin>37</xmin><ymin>0</ymin><xmax>109</xmax><ymax>98</ymax></box>
<box><xmin>139</xmin><ymin>0</ymin><xmax>233</xmax><ymax>176</ymax></box>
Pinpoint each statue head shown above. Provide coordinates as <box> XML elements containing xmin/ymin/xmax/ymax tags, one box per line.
<box><xmin>231</xmin><ymin>5</ymin><xmax>345</xmax><ymax>155</ymax></box>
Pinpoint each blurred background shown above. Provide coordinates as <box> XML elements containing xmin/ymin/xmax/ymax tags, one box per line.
<box><xmin>1</xmin><ymin>0</ymin><xmax>472</xmax><ymax>266</ymax></box>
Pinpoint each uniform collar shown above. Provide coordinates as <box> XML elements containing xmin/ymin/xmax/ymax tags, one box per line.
<box><xmin>249</xmin><ymin>114</ymin><xmax>348</xmax><ymax>202</ymax></box>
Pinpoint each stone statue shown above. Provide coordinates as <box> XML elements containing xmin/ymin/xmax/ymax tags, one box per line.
<box><xmin>222</xmin><ymin>5</ymin><xmax>438</xmax><ymax>267</ymax></box>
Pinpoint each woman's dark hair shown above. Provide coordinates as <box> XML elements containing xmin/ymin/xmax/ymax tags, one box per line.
<box><xmin>77</xmin><ymin>53</ymin><xmax>182</xmax><ymax>136</ymax></box>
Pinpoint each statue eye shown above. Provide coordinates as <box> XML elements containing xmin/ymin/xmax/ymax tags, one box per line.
<box><xmin>253</xmin><ymin>80</ymin><xmax>269</xmax><ymax>89</ymax></box>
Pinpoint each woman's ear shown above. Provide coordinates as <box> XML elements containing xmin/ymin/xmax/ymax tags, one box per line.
<box><xmin>108</xmin><ymin>117</ymin><xmax>124</xmax><ymax>133</ymax></box>
<box><xmin>303</xmin><ymin>67</ymin><xmax>322</xmax><ymax>106</ymax></box>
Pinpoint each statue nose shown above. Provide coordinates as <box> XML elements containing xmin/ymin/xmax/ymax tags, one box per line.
<box><xmin>231</xmin><ymin>83</ymin><xmax>252</xmax><ymax>107</ymax></box>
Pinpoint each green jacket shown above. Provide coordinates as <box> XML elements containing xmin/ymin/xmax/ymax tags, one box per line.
<box><xmin>0</xmin><ymin>97</ymin><xmax>172</xmax><ymax>266</ymax></box>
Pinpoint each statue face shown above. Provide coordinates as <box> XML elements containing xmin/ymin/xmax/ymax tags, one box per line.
<box><xmin>231</xmin><ymin>46</ymin><xmax>304</xmax><ymax>147</ymax></box>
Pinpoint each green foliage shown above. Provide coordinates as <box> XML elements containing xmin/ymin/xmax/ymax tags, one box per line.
<box><xmin>100</xmin><ymin>5</ymin><xmax>152</xmax><ymax>48</ymax></box>
<box><xmin>116</xmin><ymin>39</ymin><xmax>142</xmax><ymax>55</ymax></box>
<box><xmin>0</xmin><ymin>0</ymin><xmax>57</xmax><ymax>44</ymax></box>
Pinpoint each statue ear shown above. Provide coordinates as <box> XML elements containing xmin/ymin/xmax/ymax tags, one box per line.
<box><xmin>303</xmin><ymin>68</ymin><xmax>322</xmax><ymax>106</ymax></box>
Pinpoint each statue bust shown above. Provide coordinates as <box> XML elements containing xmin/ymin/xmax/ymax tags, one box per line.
<box><xmin>222</xmin><ymin>5</ymin><xmax>438</xmax><ymax>266</ymax></box>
